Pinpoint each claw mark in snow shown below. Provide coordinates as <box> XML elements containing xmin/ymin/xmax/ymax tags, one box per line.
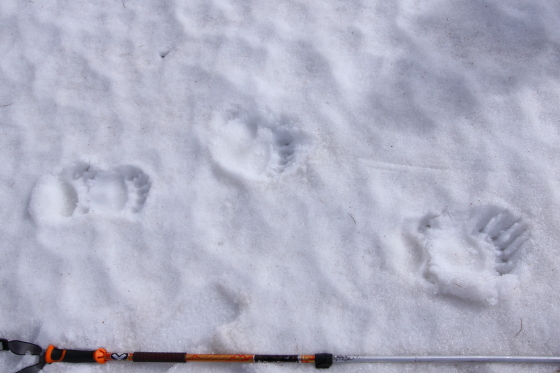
<box><xmin>359</xmin><ymin>158</ymin><xmax>448</xmax><ymax>173</ymax></box>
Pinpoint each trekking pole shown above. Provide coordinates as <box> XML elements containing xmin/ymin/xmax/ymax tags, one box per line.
<box><xmin>3</xmin><ymin>339</ymin><xmax>560</xmax><ymax>372</ymax></box>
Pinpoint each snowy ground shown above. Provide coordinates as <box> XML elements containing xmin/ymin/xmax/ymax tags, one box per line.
<box><xmin>1</xmin><ymin>1</ymin><xmax>560</xmax><ymax>372</ymax></box>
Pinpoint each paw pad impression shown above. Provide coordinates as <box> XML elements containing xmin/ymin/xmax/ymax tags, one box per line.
<box><xmin>207</xmin><ymin>107</ymin><xmax>305</xmax><ymax>180</ymax></box>
<box><xmin>419</xmin><ymin>206</ymin><xmax>529</xmax><ymax>305</ymax></box>
<box><xmin>29</xmin><ymin>163</ymin><xmax>151</xmax><ymax>224</ymax></box>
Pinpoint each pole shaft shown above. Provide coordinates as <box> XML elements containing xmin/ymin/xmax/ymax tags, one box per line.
<box><xmin>100</xmin><ymin>353</ymin><xmax>560</xmax><ymax>365</ymax></box>
<box><xmin>186</xmin><ymin>354</ymin><xmax>255</xmax><ymax>362</ymax></box>
<box><xmin>334</xmin><ymin>355</ymin><xmax>560</xmax><ymax>364</ymax></box>
<box><xmin>102</xmin><ymin>352</ymin><xmax>316</xmax><ymax>364</ymax></box>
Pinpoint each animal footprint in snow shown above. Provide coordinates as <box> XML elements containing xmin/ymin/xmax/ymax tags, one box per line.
<box><xmin>29</xmin><ymin>163</ymin><xmax>151</xmax><ymax>223</ymax></box>
<box><xmin>419</xmin><ymin>207</ymin><xmax>529</xmax><ymax>305</ymax></box>
<box><xmin>208</xmin><ymin>108</ymin><xmax>304</xmax><ymax>179</ymax></box>
<box><xmin>476</xmin><ymin>210</ymin><xmax>529</xmax><ymax>275</ymax></box>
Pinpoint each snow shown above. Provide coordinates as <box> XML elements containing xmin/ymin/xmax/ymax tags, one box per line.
<box><xmin>1</xmin><ymin>0</ymin><xmax>560</xmax><ymax>372</ymax></box>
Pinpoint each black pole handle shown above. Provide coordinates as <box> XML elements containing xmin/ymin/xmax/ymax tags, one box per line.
<box><xmin>45</xmin><ymin>345</ymin><xmax>107</xmax><ymax>364</ymax></box>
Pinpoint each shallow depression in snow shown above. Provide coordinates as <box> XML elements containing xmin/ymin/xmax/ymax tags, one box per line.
<box><xmin>419</xmin><ymin>206</ymin><xmax>529</xmax><ymax>305</ymax></box>
<box><xmin>206</xmin><ymin>106</ymin><xmax>306</xmax><ymax>180</ymax></box>
<box><xmin>29</xmin><ymin>163</ymin><xmax>151</xmax><ymax>223</ymax></box>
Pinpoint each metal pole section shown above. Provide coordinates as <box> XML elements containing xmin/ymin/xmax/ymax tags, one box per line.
<box><xmin>334</xmin><ymin>356</ymin><xmax>560</xmax><ymax>364</ymax></box>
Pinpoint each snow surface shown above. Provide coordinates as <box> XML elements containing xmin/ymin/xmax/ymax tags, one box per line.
<box><xmin>1</xmin><ymin>0</ymin><xmax>560</xmax><ymax>372</ymax></box>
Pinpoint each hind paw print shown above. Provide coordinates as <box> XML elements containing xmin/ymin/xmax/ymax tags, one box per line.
<box><xmin>29</xmin><ymin>163</ymin><xmax>151</xmax><ymax>223</ymax></box>
<box><xmin>207</xmin><ymin>107</ymin><xmax>305</xmax><ymax>180</ymax></box>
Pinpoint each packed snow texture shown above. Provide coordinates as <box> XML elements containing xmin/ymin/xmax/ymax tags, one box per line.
<box><xmin>1</xmin><ymin>0</ymin><xmax>560</xmax><ymax>372</ymax></box>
